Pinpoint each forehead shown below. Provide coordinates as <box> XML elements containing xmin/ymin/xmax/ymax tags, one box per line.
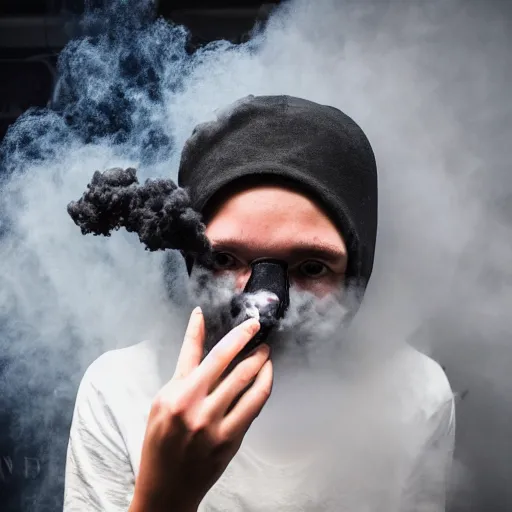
<box><xmin>205</xmin><ymin>185</ymin><xmax>346</xmax><ymax>254</ymax></box>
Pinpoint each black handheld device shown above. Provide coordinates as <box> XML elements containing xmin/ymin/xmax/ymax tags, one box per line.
<box><xmin>234</xmin><ymin>258</ymin><xmax>290</xmax><ymax>356</ymax></box>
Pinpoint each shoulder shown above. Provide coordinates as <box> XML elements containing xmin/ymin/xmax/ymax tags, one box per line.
<box><xmin>69</xmin><ymin>340</ymin><xmax>169</xmax><ymax>461</ymax></box>
<box><xmin>388</xmin><ymin>345</ymin><xmax>454</xmax><ymax>422</ymax></box>
<box><xmin>83</xmin><ymin>341</ymin><xmax>155</xmax><ymax>384</ymax></box>
<box><xmin>65</xmin><ymin>346</ymin><xmax>152</xmax><ymax>511</ymax></box>
<box><xmin>407</xmin><ymin>347</ymin><xmax>452</xmax><ymax>403</ymax></box>
<box><xmin>76</xmin><ymin>340</ymin><xmax>167</xmax><ymax>412</ymax></box>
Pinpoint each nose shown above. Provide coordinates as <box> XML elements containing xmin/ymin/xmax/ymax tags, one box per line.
<box><xmin>243</xmin><ymin>259</ymin><xmax>290</xmax><ymax>312</ymax></box>
<box><xmin>237</xmin><ymin>259</ymin><xmax>290</xmax><ymax>357</ymax></box>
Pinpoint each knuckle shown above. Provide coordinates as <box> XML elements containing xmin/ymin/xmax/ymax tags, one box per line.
<box><xmin>187</xmin><ymin>408</ymin><xmax>214</xmax><ymax>435</ymax></box>
<box><xmin>151</xmin><ymin>394</ymin><xmax>171</xmax><ymax>415</ymax></box>
<box><xmin>214</xmin><ymin>428</ymin><xmax>232</xmax><ymax>448</ymax></box>
<box><xmin>257</xmin><ymin>381</ymin><xmax>273</xmax><ymax>402</ymax></box>
<box><xmin>234</xmin><ymin>367</ymin><xmax>255</xmax><ymax>389</ymax></box>
<box><xmin>152</xmin><ymin>392</ymin><xmax>188</xmax><ymax>419</ymax></box>
<box><xmin>210</xmin><ymin>342</ymin><xmax>229</xmax><ymax>360</ymax></box>
<box><xmin>210</xmin><ymin>321</ymin><xmax>258</xmax><ymax>359</ymax></box>
<box><xmin>188</xmin><ymin>417</ymin><xmax>208</xmax><ymax>435</ymax></box>
<box><xmin>253</xmin><ymin>348</ymin><xmax>270</xmax><ymax>366</ymax></box>
<box><xmin>242</xmin><ymin>321</ymin><xmax>258</xmax><ymax>338</ymax></box>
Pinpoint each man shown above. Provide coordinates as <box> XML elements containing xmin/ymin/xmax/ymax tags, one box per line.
<box><xmin>64</xmin><ymin>95</ymin><xmax>454</xmax><ymax>511</ymax></box>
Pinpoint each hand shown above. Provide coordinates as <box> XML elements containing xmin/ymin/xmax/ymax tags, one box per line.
<box><xmin>130</xmin><ymin>307</ymin><xmax>273</xmax><ymax>512</ymax></box>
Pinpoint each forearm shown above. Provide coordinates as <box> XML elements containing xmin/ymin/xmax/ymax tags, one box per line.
<box><xmin>129</xmin><ymin>485</ymin><xmax>199</xmax><ymax>512</ymax></box>
<box><xmin>129</xmin><ymin>500</ymin><xmax>198</xmax><ymax>512</ymax></box>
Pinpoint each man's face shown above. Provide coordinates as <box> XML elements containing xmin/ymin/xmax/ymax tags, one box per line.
<box><xmin>205</xmin><ymin>184</ymin><xmax>348</xmax><ymax>297</ymax></box>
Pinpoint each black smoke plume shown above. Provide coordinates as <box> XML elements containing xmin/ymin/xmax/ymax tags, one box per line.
<box><xmin>67</xmin><ymin>167</ymin><xmax>211</xmax><ymax>255</ymax></box>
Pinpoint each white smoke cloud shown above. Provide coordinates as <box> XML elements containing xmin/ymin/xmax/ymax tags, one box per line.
<box><xmin>0</xmin><ymin>0</ymin><xmax>511</xmax><ymax>510</ymax></box>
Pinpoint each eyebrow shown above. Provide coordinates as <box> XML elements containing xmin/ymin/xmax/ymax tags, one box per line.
<box><xmin>210</xmin><ymin>238</ymin><xmax>347</xmax><ymax>264</ymax></box>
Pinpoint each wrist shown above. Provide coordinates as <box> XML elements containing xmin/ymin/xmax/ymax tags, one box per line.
<box><xmin>130</xmin><ymin>486</ymin><xmax>199</xmax><ymax>512</ymax></box>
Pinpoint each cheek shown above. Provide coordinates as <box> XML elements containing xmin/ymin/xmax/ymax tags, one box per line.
<box><xmin>235</xmin><ymin>271</ymin><xmax>251</xmax><ymax>292</ymax></box>
<box><xmin>292</xmin><ymin>275</ymin><xmax>345</xmax><ymax>298</ymax></box>
<box><xmin>214</xmin><ymin>269</ymin><xmax>344</xmax><ymax>297</ymax></box>
<box><xmin>214</xmin><ymin>268</ymin><xmax>252</xmax><ymax>292</ymax></box>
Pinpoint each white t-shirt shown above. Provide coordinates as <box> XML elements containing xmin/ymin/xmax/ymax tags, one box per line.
<box><xmin>63</xmin><ymin>339</ymin><xmax>455</xmax><ymax>512</ymax></box>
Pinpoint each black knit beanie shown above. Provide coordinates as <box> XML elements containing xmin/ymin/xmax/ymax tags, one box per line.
<box><xmin>178</xmin><ymin>95</ymin><xmax>378</xmax><ymax>289</ymax></box>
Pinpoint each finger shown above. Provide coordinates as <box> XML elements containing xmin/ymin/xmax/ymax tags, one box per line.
<box><xmin>206</xmin><ymin>344</ymin><xmax>270</xmax><ymax>417</ymax></box>
<box><xmin>192</xmin><ymin>318</ymin><xmax>260</xmax><ymax>388</ymax></box>
<box><xmin>173</xmin><ymin>307</ymin><xmax>205</xmax><ymax>379</ymax></box>
<box><xmin>219</xmin><ymin>359</ymin><xmax>273</xmax><ymax>439</ymax></box>
<box><xmin>208</xmin><ymin>340</ymin><xmax>264</xmax><ymax>394</ymax></box>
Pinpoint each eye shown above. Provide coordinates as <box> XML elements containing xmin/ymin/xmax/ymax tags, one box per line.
<box><xmin>211</xmin><ymin>252</ymin><xmax>238</xmax><ymax>270</ymax></box>
<box><xmin>298</xmin><ymin>260</ymin><xmax>330</xmax><ymax>278</ymax></box>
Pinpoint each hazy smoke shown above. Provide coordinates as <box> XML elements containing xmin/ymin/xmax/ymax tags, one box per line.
<box><xmin>187</xmin><ymin>266</ymin><xmax>349</xmax><ymax>358</ymax></box>
<box><xmin>0</xmin><ymin>0</ymin><xmax>511</xmax><ymax>510</ymax></box>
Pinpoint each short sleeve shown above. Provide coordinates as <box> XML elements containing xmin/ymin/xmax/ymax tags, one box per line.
<box><xmin>400</xmin><ymin>396</ymin><xmax>456</xmax><ymax>512</ymax></box>
<box><xmin>64</xmin><ymin>366</ymin><xmax>135</xmax><ymax>512</ymax></box>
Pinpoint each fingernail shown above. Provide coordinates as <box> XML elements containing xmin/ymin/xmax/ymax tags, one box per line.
<box><xmin>193</xmin><ymin>306</ymin><xmax>202</xmax><ymax>315</ymax></box>
<box><xmin>259</xmin><ymin>343</ymin><xmax>270</xmax><ymax>355</ymax></box>
<box><xmin>250</xmin><ymin>320</ymin><xmax>260</xmax><ymax>335</ymax></box>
